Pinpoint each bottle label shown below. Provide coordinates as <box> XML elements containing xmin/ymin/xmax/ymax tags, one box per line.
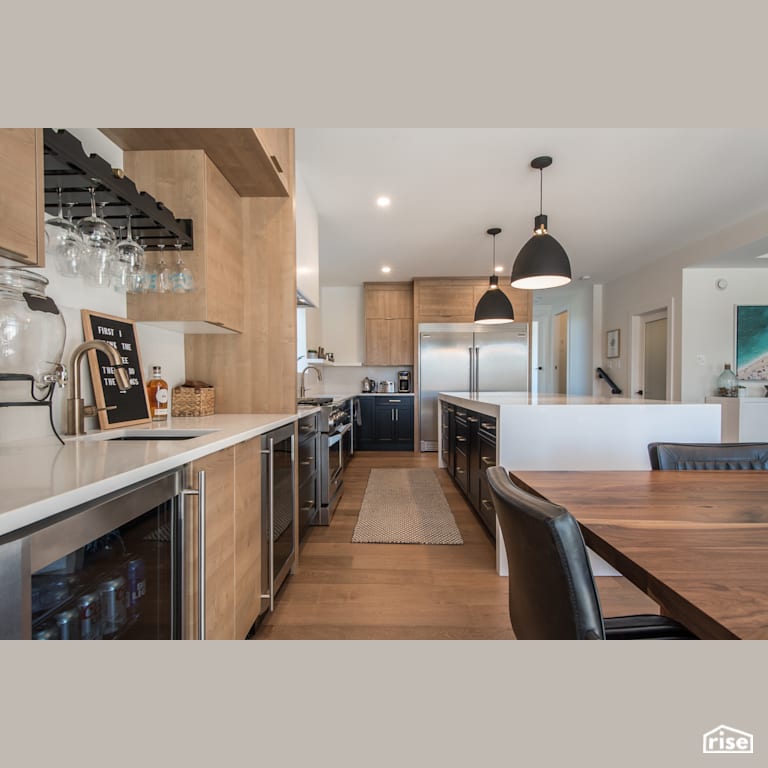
<box><xmin>156</xmin><ymin>388</ymin><xmax>169</xmax><ymax>404</ymax></box>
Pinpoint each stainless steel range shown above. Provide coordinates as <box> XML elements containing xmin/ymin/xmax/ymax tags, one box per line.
<box><xmin>298</xmin><ymin>397</ymin><xmax>352</xmax><ymax>524</ymax></box>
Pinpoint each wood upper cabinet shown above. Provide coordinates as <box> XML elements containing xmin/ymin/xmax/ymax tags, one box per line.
<box><xmin>124</xmin><ymin>149</ymin><xmax>244</xmax><ymax>332</ymax></box>
<box><xmin>0</xmin><ymin>129</ymin><xmax>45</xmax><ymax>267</ymax></box>
<box><xmin>414</xmin><ymin>278</ymin><xmax>531</xmax><ymax>324</ymax></box>
<box><xmin>364</xmin><ymin>282</ymin><xmax>414</xmax><ymax>365</ymax></box>
<box><xmin>234</xmin><ymin>438</ymin><xmax>262</xmax><ymax>639</ymax></box>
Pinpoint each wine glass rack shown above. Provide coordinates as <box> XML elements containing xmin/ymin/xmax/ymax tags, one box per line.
<box><xmin>42</xmin><ymin>129</ymin><xmax>193</xmax><ymax>251</ymax></box>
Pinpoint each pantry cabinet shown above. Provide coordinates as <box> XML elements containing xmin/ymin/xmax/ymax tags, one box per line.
<box><xmin>124</xmin><ymin>149</ymin><xmax>244</xmax><ymax>333</ymax></box>
<box><xmin>0</xmin><ymin>129</ymin><xmax>45</xmax><ymax>267</ymax></box>
<box><xmin>364</xmin><ymin>282</ymin><xmax>414</xmax><ymax>365</ymax></box>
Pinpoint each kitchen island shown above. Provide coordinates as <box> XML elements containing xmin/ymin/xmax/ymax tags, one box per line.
<box><xmin>437</xmin><ymin>392</ymin><xmax>721</xmax><ymax>575</ymax></box>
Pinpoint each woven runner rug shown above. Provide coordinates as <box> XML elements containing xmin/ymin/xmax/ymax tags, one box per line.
<box><xmin>351</xmin><ymin>468</ymin><xmax>464</xmax><ymax>545</ymax></box>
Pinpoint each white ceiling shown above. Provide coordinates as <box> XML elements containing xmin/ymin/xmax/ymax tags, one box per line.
<box><xmin>295</xmin><ymin>128</ymin><xmax>768</xmax><ymax>287</ymax></box>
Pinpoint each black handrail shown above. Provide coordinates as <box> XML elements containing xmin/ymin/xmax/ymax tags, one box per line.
<box><xmin>596</xmin><ymin>367</ymin><xmax>622</xmax><ymax>394</ymax></box>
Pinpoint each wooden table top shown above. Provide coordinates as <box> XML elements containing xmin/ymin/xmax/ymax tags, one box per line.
<box><xmin>510</xmin><ymin>470</ymin><xmax>768</xmax><ymax>640</ymax></box>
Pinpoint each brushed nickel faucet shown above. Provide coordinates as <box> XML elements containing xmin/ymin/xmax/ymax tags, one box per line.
<box><xmin>300</xmin><ymin>365</ymin><xmax>323</xmax><ymax>398</ymax></box>
<box><xmin>66</xmin><ymin>340</ymin><xmax>132</xmax><ymax>435</ymax></box>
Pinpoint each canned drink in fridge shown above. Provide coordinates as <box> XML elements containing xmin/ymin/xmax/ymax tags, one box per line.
<box><xmin>99</xmin><ymin>575</ymin><xmax>127</xmax><ymax>636</ymax></box>
<box><xmin>78</xmin><ymin>592</ymin><xmax>102</xmax><ymax>640</ymax></box>
<box><xmin>32</xmin><ymin>622</ymin><xmax>59</xmax><ymax>640</ymax></box>
<box><xmin>54</xmin><ymin>607</ymin><xmax>80</xmax><ymax>640</ymax></box>
<box><xmin>125</xmin><ymin>558</ymin><xmax>146</xmax><ymax>617</ymax></box>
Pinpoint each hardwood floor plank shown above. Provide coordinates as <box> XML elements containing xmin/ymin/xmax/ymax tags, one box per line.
<box><xmin>253</xmin><ymin>451</ymin><xmax>658</xmax><ymax>640</ymax></box>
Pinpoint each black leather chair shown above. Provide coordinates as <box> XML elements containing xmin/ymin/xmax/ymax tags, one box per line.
<box><xmin>486</xmin><ymin>466</ymin><xmax>697</xmax><ymax>640</ymax></box>
<box><xmin>648</xmin><ymin>442</ymin><xmax>768</xmax><ymax>470</ymax></box>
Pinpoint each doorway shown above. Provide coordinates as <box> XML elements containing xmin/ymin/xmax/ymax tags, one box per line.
<box><xmin>553</xmin><ymin>311</ymin><xmax>568</xmax><ymax>394</ymax></box>
<box><xmin>634</xmin><ymin>309</ymin><xmax>668</xmax><ymax>400</ymax></box>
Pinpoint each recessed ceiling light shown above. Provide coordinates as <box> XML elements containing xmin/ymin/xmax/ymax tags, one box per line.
<box><xmin>756</xmin><ymin>253</ymin><xmax>768</xmax><ymax>259</ymax></box>
<box><xmin>494</xmin><ymin>265</ymin><xmax>504</xmax><ymax>273</ymax></box>
<box><xmin>376</xmin><ymin>196</ymin><xmax>391</xmax><ymax>208</ymax></box>
<box><xmin>579</xmin><ymin>274</ymin><xmax>592</xmax><ymax>280</ymax></box>
<box><xmin>381</xmin><ymin>266</ymin><xmax>391</xmax><ymax>273</ymax></box>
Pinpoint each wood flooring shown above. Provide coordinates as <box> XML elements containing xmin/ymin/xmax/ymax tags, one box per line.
<box><xmin>253</xmin><ymin>451</ymin><xmax>658</xmax><ymax>640</ymax></box>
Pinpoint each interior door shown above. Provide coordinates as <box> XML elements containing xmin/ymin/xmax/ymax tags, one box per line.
<box><xmin>553</xmin><ymin>311</ymin><xmax>568</xmax><ymax>394</ymax></box>
<box><xmin>643</xmin><ymin>315</ymin><xmax>668</xmax><ymax>400</ymax></box>
<box><xmin>418</xmin><ymin>328</ymin><xmax>472</xmax><ymax>450</ymax></box>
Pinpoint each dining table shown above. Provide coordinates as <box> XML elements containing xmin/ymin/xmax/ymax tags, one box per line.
<box><xmin>509</xmin><ymin>469</ymin><xmax>768</xmax><ymax>640</ymax></box>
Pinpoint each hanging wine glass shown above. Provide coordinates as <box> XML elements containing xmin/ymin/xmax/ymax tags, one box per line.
<box><xmin>78</xmin><ymin>187</ymin><xmax>117</xmax><ymax>287</ymax></box>
<box><xmin>155</xmin><ymin>244</ymin><xmax>171</xmax><ymax>293</ymax></box>
<box><xmin>171</xmin><ymin>242</ymin><xmax>194</xmax><ymax>293</ymax></box>
<box><xmin>115</xmin><ymin>213</ymin><xmax>146</xmax><ymax>294</ymax></box>
<box><xmin>45</xmin><ymin>188</ymin><xmax>85</xmax><ymax>277</ymax></box>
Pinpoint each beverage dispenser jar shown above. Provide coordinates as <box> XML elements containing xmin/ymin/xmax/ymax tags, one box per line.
<box><xmin>0</xmin><ymin>268</ymin><xmax>66</xmax><ymax>388</ymax></box>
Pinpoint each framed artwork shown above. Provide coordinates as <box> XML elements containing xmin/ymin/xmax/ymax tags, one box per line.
<box><xmin>606</xmin><ymin>328</ymin><xmax>620</xmax><ymax>359</ymax></box>
<box><xmin>735</xmin><ymin>305</ymin><xmax>768</xmax><ymax>380</ymax></box>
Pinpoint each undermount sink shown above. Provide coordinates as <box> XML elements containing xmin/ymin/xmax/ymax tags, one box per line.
<box><xmin>88</xmin><ymin>429</ymin><xmax>219</xmax><ymax>442</ymax></box>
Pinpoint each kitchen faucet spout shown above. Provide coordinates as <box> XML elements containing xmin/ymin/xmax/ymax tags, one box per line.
<box><xmin>66</xmin><ymin>340</ymin><xmax>132</xmax><ymax>435</ymax></box>
<box><xmin>300</xmin><ymin>365</ymin><xmax>323</xmax><ymax>398</ymax></box>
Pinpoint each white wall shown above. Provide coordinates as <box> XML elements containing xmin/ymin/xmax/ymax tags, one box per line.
<box><xmin>1</xmin><ymin>128</ymin><xmax>185</xmax><ymax>442</ymax></box>
<box><xmin>603</xmin><ymin>207</ymin><xmax>768</xmax><ymax>401</ymax></box>
<box><xmin>681</xmin><ymin>268</ymin><xmax>768</xmax><ymax>402</ymax></box>
<box><xmin>295</xmin><ymin>167</ymin><xmax>320</xmax><ymax>308</ymax></box>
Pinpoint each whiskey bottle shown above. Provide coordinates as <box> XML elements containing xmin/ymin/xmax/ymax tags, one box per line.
<box><xmin>147</xmin><ymin>365</ymin><xmax>169</xmax><ymax>420</ymax></box>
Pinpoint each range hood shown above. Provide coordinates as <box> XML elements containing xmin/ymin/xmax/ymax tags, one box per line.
<box><xmin>296</xmin><ymin>289</ymin><xmax>316</xmax><ymax>308</ymax></box>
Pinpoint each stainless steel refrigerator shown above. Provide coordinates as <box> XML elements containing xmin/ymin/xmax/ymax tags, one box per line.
<box><xmin>418</xmin><ymin>322</ymin><xmax>529</xmax><ymax>450</ymax></box>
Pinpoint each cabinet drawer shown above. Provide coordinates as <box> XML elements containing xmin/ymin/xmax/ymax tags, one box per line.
<box><xmin>298</xmin><ymin>474</ymin><xmax>318</xmax><ymax>535</ymax></box>
<box><xmin>298</xmin><ymin>413</ymin><xmax>319</xmax><ymax>438</ymax></box>
<box><xmin>297</xmin><ymin>433</ymin><xmax>318</xmax><ymax>472</ymax></box>
<box><xmin>454</xmin><ymin>447</ymin><xmax>468</xmax><ymax>492</ymax></box>
<box><xmin>479</xmin><ymin>436</ymin><xmax>496</xmax><ymax>476</ymax></box>
<box><xmin>477</xmin><ymin>474</ymin><xmax>496</xmax><ymax>539</ymax></box>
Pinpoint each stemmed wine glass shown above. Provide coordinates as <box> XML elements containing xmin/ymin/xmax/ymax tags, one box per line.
<box><xmin>114</xmin><ymin>213</ymin><xmax>146</xmax><ymax>294</ymax></box>
<box><xmin>154</xmin><ymin>244</ymin><xmax>172</xmax><ymax>293</ymax></box>
<box><xmin>45</xmin><ymin>188</ymin><xmax>86</xmax><ymax>277</ymax></box>
<box><xmin>78</xmin><ymin>187</ymin><xmax>117</xmax><ymax>287</ymax></box>
<box><xmin>171</xmin><ymin>242</ymin><xmax>194</xmax><ymax>293</ymax></box>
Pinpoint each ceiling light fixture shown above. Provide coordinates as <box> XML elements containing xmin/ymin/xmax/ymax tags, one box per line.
<box><xmin>474</xmin><ymin>227</ymin><xmax>515</xmax><ymax>325</ymax></box>
<box><xmin>510</xmin><ymin>155</ymin><xmax>572</xmax><ymax>290</ymax></box>
<box><xmin>381</xmin><ymin>266</ymin><xmax>391</xmax><ymax>273</ymax></box>
<box><xmin>376</xmin><ymin>196</ymin><xmax>391</xmax><ymax>208</ymax></box>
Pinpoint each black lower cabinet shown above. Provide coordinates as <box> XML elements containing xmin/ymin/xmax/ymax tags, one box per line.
<box><xmin>448</xmin><ymin>406</ymin><xmax>497</xmax><ymax>539</ymax></box>
<box><xmin>355</xmin><ymin>396</ymin><xmax>414</xmax><ymax>451</ymax></box>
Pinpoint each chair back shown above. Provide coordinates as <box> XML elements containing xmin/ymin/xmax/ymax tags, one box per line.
<box><xmin>486</xmin><ymin>466</ymin><xmax>605</xmax><ymax>640</ymax></box>
<box><xmin>648</xmin><ymin>442</ymin><xmax>768</xmax><ymax>470</ymax></box>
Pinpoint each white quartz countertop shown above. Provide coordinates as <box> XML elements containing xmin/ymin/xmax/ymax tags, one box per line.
<box><xmin>0</xmin><ymin>412</ymin><xmax>309</xmax><ymax>539</ymax></box>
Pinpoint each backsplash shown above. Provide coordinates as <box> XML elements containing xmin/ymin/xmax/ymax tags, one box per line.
<box><xmin>298</xmin><ymin>365</ymin><xmax>413</xmax><ymax>398</ymax></box>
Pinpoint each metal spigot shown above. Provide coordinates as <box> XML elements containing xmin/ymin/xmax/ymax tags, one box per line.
<box><xmin>300</xmin><ymin>365</ymin><xmax>323</xmax><ymax>398</ymax></box>
<box><xmin>66</xmin><ymin>340</ymin><xmax>132</xmax><ymax>435</ymax></box>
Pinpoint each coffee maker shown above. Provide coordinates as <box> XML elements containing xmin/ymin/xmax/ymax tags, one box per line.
<box><xmin>398</xmin><ymin>370</ymin><xmax>411</xmax><ymax>393</ymax></box>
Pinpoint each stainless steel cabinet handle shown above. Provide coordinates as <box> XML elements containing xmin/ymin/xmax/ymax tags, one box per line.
<box><xmin>481</xmin><ymin>422</ymin><xmax>495</xmax><ymax>430</ymax></box>
<box><xmin>467</xmin><ymin>416</ymin><xmax>478</xmax><ymax>423</ymax></box>
<box><xmin>456</xmin><ymin>435</ymin><xmax>467</xmax><ymax>443</ymax></box>
<box><xmin>468</xmin><ymin>347</ymin><xmax>474</xmax><ymax>393</ymax></box>
<box><xmin>475</xmin><ymin>346</ymin><xmax>480</xmax><ymax>393</ymax></box>
<box><xmin>300</xmin><ymin>458</ymin><xmax>313</xmax><ymax>466</ymax></box>
<box><xmin>182</xmin><ymin>469</ymin><xmax>206</xmax><ymax>640</ymax></box>
<box><xmin>260</xmin><ymin>439</ymin><xmax>275</xmax><ymax>613</ymax></box>
<box><xmin>388</xmin><ymin>399</ymin><xmax>401</xmax><ymax>403</ymax></box>
<box><xmin>481</xmin><ymin>456</ymin><xmax>495</xmax><ymax>467</ymax></box>
<box><xmin>481</xmin><ymin>499</ymin><xmax>494</xmax><ymax>511</ymax></box>
<box><xmin>300</xmin><ymin>500</ymin><xmax>316</xmax><ymax>511</ymax></box>
<box><xmin>395</xmin><ymin>409</ymin><xmax>399</xmax><ymax>422</ymax></box>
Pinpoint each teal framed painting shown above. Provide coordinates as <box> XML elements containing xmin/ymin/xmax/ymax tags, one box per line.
<box><xmin>735</xmin><ymin>305</ymin><xmax>768</xmax><ymax>380</ymax></box>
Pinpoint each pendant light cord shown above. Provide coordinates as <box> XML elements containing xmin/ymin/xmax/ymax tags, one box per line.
<box><xmin>539</xmin><ymin>168</ymin><xmax>543</xmax><ymax>215</ymax></box>
<box><xmin>492</xmin><ymin>232</ymin><xmax>496</xmax><ymax>271</ymax></box>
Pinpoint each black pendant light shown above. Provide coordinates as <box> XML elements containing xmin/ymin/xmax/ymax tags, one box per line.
<box><xmin>474</xmin><ymin>227</ymin><xmax>515</xmax><ymax>324</ymax></box>
<box><xmin>510</xmin><ymin>155</ymin><xmax>572</xmax><ymax>290</ymax></box>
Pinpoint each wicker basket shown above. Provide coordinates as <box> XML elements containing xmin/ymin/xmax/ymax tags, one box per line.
<box><xmin>172</xmin><ymin>382</ymin><xmax>215</xmax><ymax>417</ymax></box>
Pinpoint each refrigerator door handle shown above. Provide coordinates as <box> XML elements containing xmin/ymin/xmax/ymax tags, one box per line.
<box><xmin>475</xmin><ymin>346</ymin><xmax>480</xmax><ymax>393</ymax></box>
<box><xmin>468</xmin><ymin>346</ymin><xmax>475</xmax><ymax>394</ymax></box>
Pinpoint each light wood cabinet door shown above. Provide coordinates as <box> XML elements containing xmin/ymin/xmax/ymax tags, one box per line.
<box><xmin>234</xmin><ymin>438</ymin><xmax>262</xmax><ymax>639</ymax></box>
<box><xmin>0</xmin><ymin>129</ymin><xmax>44</xmax><ymax>267</ymax></box>
<box><xmin>186</xmin><ymin>447</ymin><xmax>236</xmax><ymax>640</ymax></box>
<box><xmin>125</xmin><ymin>149</ymin><xmax>244</xmax><ymax>332</ymax></box>
<box><xmin>389</xmin><ymin>318</ymin><xmax>414</xmax><ymax>364</ymax></box>
<box><xmin>365</xmin><ymin>282</ymin><xmax>413</xmax><ymax>319</ymax></box>
<box><xmin>416</xmin><ymin>281</ymin><xmax>475</xmax><ymax>322</ymax></box>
